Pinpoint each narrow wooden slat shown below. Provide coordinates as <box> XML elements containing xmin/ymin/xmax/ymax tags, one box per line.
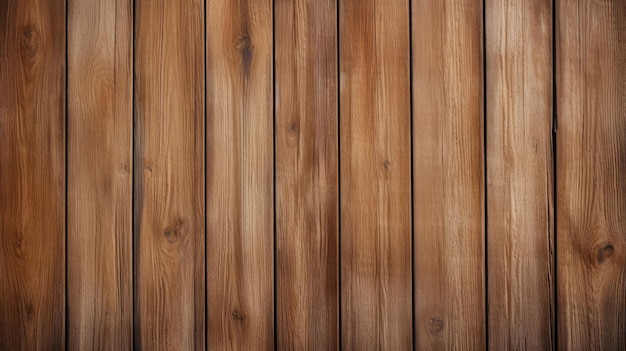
<box><xmin>412</xmin><ymin>0</ymin><xmax>485</xmax><ymax>348</ymax></box>
<box><xmin>206</xmin><ymin>0</ymin><xmax>274</xmax><ymax>349</ymax></box>
<box><xmin>556</xmin><ymin>0</ymin><xmax>626</xmax><ymax>348</ymax></box>
<box><xmin>339</xmin><ymin>0</ymin><xmax>412</xmax><ymax>348</ymax></box>
<box><xmin>275</xmin><ymin>0</ymin><xmax>339</xmax><ymax>349</ymax></box>
<box><xmin>485</xmin><ymin>0</ymin><xmax>554</xmax><ymax>349</ymax></box>
<box><xmin>134</xmin><ymin>0</ymin><xmax>205</xmax><ymax>348</ymax></box>
<box><xmin>67</xmin><ymin>0</ymin><xmax>132</xmax><ymax>348</ymax></box>
<box><xmin>0</xmin><ymin>0</ymin><xmax>65</xmax><ymax>349</ymax></box>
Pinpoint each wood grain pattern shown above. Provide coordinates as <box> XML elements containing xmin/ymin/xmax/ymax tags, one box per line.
<box><xmin>412</xmin><ymin>0</ymin><xmax>485</xmax><ymax>349</ymax></box>
<box><xmin>67</xmin><ymin>0</ymin><xmax>133</xmax><ymax>348</ymax></box>
<box><xmin>0</xmin><ymin>0</ymin><xmax>66</xmax><ymax>349</ymax></box>
<box><xmin>275</xmin><ymin>0</ymin><xmax>339</xmax><ymax>349</ymax></box>
<box><xmin>486</xmin><ymin>0</ymin><xmax>554</xmax><ymax>349</ymax></box>
<box><xmin>134</xmin><ymin>0</ymin><xmax>205</xmax><ymax>349</ymax></box>
<box><xmin>339</xmin><ymin>0</ymin><xmax>412</xmax><ymax>349</ymax></box>
<box><xmin>206</xmin><ymin>0</ymin><xmax>274</xmax><ymax>349</ymax></box>
<box><xmin>556</xmin><ymin>0</ymin><xmax>626</xmax><ymax>349</ymax></box>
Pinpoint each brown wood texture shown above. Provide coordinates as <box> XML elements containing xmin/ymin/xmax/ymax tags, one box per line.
<box><xmin>275</xmin><ymin>0</ymin><xmax>339</xmax><ymax>349</ymax></box>
<box><xmin>134</xmin><ymin>0</ymin><xmax>205</xmax><ymax>349</ymax></box>
<box><xmin>67</xmin><ymin>0</ymin><xmax>133</xmax><ymax>348</ymax></box>
<box><xmin>206</xmin><ymin>0</ymin><xmax>274</xmax><ymax>349</ymax></box>
<box><xmin>412</xmin><ymin>0</ymin><xmax>485</xmax><ymax>349</ymax></box>
<box><xmin>339</xmin><ymin>0</ymin><xmax>412</xmax><ymax>349</ymax></box>
<box><xmin>0</xmin><ymin>0</ymin><xmax>66</xmax><ymax>349</ymax></box>
<box><xmin>556</xmin><ymin>0</ymin><xmax>626</xmax><ymax>349</ymax></box>
<box><xmin>486</xmin><ymin>0</ymin><xmax>555</xmax><ymax>349</ymax></box>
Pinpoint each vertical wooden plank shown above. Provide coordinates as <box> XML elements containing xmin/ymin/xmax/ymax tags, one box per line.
<box><xmin>0</xmin><ymin>0</ymin><xmax>66</xmax><ymax>349</ymax></box>
<box><xmin>275</xmin><ymin>0</ymin><xmax>338</xmax><ymax>349</ymax></box>
<box><xmin>557</xmin><ymin>0</ymin><xmax>626</xmax><ymax>348</ymax></box>
<box><xmin>486</xmin><ymin>0</ymin><xmax>554</xmax><ymax>349</ymax></box>
<box><xmin>134</xmin><ymin>0</ymin><xmax>205</xmax><ymax>348</ymax></box>
<box><xmin>67</xmin><ymin>0</ymin><xmax>132</xmax><ymax>348</ymax></box>
<box><xmin>339</xmin><ymin>0</ymin><xmax>412</xmax><ymax>349</ymax></box>
<box><xmin>412</xmin><ymin>0</ymin><xmax>485</xmax><ymax>349</ymax></box>
<box><xmin>206</xmin><ymin>0</ymin><xmax>274</xmax><ymax>349</ymax></box>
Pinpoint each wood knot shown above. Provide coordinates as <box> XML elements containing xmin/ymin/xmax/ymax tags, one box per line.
<box><xmin>26</xmin><ymin>302</ymin><xmax>35</xmax><ymax>316</ymax></box>
<box><xmin>383</xmin><ymin>160</ymin><xmax>391</xmax><ymax>170</ymax></box>
<box><xmin>231</xmin><ymin>309</ymin><xmax>245</xmax><ymax>322</ymax></box>
<box><xmin>288</xmin><ymin>121</ymin><xmax>299</xmax><ymax>134</ymax></box>
<box><xmin>21</xmin><ymin>26</ymin><xmax>39</xmax><ymax>57</ymax></box>
<box><xmin>429</xmin><ymin>318</ymin><xmax>444</xmax><ymax>334</ymax></box>
<box><xmin>598</xmin><ymin>243</ymin><xmax>614</xmax><ymax>263</ymax></box>
<box><xmin>236</xmin><ymin>35</ymin><xmax>254</xmax><ymax>74</ymax></box>
<box><xmin>163</xmin><ymin>220</ymin><xmax>184</xmax><ymax>243</ymax></box>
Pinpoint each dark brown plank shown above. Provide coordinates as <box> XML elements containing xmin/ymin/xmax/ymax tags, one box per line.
<box><xmin>67</xmin><ymin>0</ymin><xmax>133</xmax><ymax>348</ymax></box>
<box><xmin>134</xmin><ymin>0</ymin><xmax>205</xmax><ymax>349</ymax></box>
<box><xmin>275</xmin><ymin>0</ymin><xmax>339</xmax><ymax>349</ymax></box>
<box><xmin>486</xmin><ymin>0</ymin><xmax>555</xmax><ymax>349</ymax></box>
<box><xmin>339</xmin><ymin>0</ymin><xmax>412</xmax><ymax>348</ymax></box>
<box><xmin>557</xmin><ymin>0</ymin><xmax>626</xmax><ymax>348</ymax></box>
<box><xmin>412</xmin><ymin>0</ymin><xmax>485</xmax><ymax>348</ymax></box>
<box><xmin>0</xmin><ymin>0</ymin><xmax>66</xmax><ymax>349</ymax></box>
<box><xmin>206</xmin><ymin>0</ymin><xmax>274</xmax><ymax>349</ymax></box>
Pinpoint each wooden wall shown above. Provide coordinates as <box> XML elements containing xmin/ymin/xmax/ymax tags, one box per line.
<box><xmin>0</xmin><ymin>0</ymin><xmax>624</xmax><ymax>349</ymax></box>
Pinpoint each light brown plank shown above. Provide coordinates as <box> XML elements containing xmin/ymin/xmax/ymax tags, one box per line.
<box><xmin>134</xmin><ymin>0</ymin><xmax>205</xmax><ymax>348</ymax></box>
<box><xmin>67</xmin><ymin>0</ymin><xmax>133</xmax><ymax>348</ymax></box>
<box><xmin>0</xmin><ymin>0</ymin><xmax>66</xmax><ymax>349</ymax></box>
<box><xmin>275</xmin><ymin>0</ymin><xmax>339</xmax><ymax>349</ymax></box>
<box><xmin>412</xmin><ymin>0</ymin><xmax>485</xmax><ymax>349</ymax></box>
<box><xmin>486</xmin><ymin>0</ymin><xmax>555</xmax><ymax>349</ymax></box>
<box><xmin>206</xmin><ymin>0</ymin><xmax>274</xmax><ymax>349</ymax></box>
<box><xmin>556</xmin><ymin>0</ymin><xmax>626</xmax><ymax>348</ymax></box>
<box><xmin>339</xmin><ymin>0</ymin><xmax>412</xmax><ymax>348</ymax></box>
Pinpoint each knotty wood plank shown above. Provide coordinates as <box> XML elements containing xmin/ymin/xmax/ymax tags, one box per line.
<box><xmin>412</xmin><ymin>0</ymin><xmax>485</xmax><ymax>348</ymax></box>
<box><xmin>67</xmin><ymin>0</ymin><xmax>132</xmax><ymax>348</ymax></box>
<box><xmin>557</xmin><ymin>1</ymin><xmax>626</xmax><ymax>348</ymax></box>
<box><xmin>275</xmin><ymin>0</ymin><xmax>338</xmax><ymax>349</ymax></box>
<box><xmin>339</xmin><ymin>0</ymin><xmax>412</xmax><ymax>348</ymax></box>
<box><xmin>206</xmin><ymin>0</ymin><xmax>274</xmax><ymax>349</ymax></box>
<box><xmin>486</xmin><ymin>0</ymin><xmax>554</xmax><ymax>349</ymax></box>
<box><xmin>134</xmin><ymin>0</ymin><xmax>205</xmax><ymax>349</ymax></box>
<box><xmin>0</xmin><ymin>0</ymin><xmax>65</xmax><ymax>349</ymax></box>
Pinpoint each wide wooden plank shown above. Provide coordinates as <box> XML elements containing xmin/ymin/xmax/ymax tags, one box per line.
<box><xmin>556</xmin><ymin>0</ymin><xmax>626</xmax><ymax>348</ymax></box>
<box><xmin>485</xmin><ymin>0</ymin><xmax>554</xmax><ymax>349</ymax></box>
<box><xmin>206</xmin><ymin>0</ymin><xmax>274</xmax><ymax>349</ymax></box>
<box><xmin>0</xmin><ymin>0</ymin><xmax>66</xmax><ymax>349</ymax></box>
<box><xmin>67</xmin><ymin>0</ymin><xmax>133</xmax><ymax>348</ymax></box>
<box><xmin>134</xmin><ymin>0</ymin><xmax>205</xmax><ymax>348</ymax></box>
<box><xmin>339</xmin><ymin>0</ymin><xmax>412</xmax><ymax>349</ymax></box>
<box><xmin>412</xmin><ymin>0</ymin><xmax>485</xmax><ymax>349</ymax></box>
<box><xmin>275</xmin><ymin>0</ymin><xmax>338</xmax><ymax>349</ymax></box>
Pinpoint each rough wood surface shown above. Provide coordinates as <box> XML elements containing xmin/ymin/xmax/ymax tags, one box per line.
<box><xmin>134</xmin><ymin>0</ymin><xmax>205</xmax><ymax>349</ymax></box>
<box><xmin>556</xmin><ymin>0</ymin><xmax>626</xmax><ymax>348</ymax></box>
<box><xmin>412</xmin><ymin>0</ymin><xmax>485</xmax><ymax>349</ymax></box>
<box><xmin>275</xmin><ymin>0</ymin><xmax>339</xmax><ymax>349</ymax></box>
<box><xmin>0</xmin><ymin>0</ymin><xmax>66</xmax><ymax>349</ymax></box>
<box><xmin>339</xmin><ymin>0</ymin><xmax>413</xmax><ymax>349</ymax></box>
<box><xmin>486</xmin><ymin>0</ymin><xmax>554</xmax><ymax>349</ymax></box>
<box><xmin>206</xmin><ymin>0</ymin><xmax>274</xmax><ymax>349</ymax></box>
<box><xmin>67</xmin><ymin>0</ymin><xmax>133</xmax><ymax>348</ymax></box>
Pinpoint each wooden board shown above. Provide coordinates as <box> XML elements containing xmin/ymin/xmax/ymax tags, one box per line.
<box><xmin>339</xmin><ymin>0</ymin><xmax>412</xmax><ymax>348</ymax></box>
<box><xmin>275</xmin><ymin>0</ymin><xmax>339</xmax><ymax>349</ymax></box>
<box><xmin>67</xmin><ymin>0</ymin><xmax>133</xmax><ymax>348</ymax></box>
<box><xmin>485</xmin><ymin>0</ymin><xmax>554</xmax><ymax>349</ymax></box>
<box><xmin>556</xmin><ymin>0</ymin><xmax>626</xmax><ymax>348</ymax></box>
<box><xmin>134</xmin><ymin>0</ymin><xmax>205</xmax><ymax>349</ymax></box>
<box><xmin>0</xmin><ymin>0</ymin><xmax>66</xmax><ymax>349</ymax></box>
<box><xmin>206</xmin><ymin>0</ymin><xmax>274</xmax><ymax>349</ymax></box>
<box><xmin>412</xmin><ymin>0</ymin><xmax>485</xmax><ymax>349</ymax></box>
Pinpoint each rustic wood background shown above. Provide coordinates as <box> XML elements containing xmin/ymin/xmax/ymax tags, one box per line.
<box><xmin>1</xmin><ymin>0</ymin><xmax>624</xmax><ymax>349</ymax></box>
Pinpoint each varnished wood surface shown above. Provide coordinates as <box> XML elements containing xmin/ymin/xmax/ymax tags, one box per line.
<box><xmin>486</xmin><ymin>0</ymin><xmax>554</xmax><ymax>349</ymax></box>
<box><xmin>275</xmin><ymin>0</ymin><xmax>339</xmax><ymax>349</ymax></box>
<box><xmin>67</xmin><ymin>0</ymin><xmax>133</xmax><ymax>348</ymax></box>
<box><xmin>412</xmin><ymin>0</ymin><xmax>486</xmax><ymax>349</ymax></box>
<box><xmin>0</xmin><ymin>0</ymin><xmax>66</xmax><ymax>349</ymax></box>
<box><xmin>557</xmin><ymin>0</ymin><xmax>626</xmax><ymax>349</ymax></box>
